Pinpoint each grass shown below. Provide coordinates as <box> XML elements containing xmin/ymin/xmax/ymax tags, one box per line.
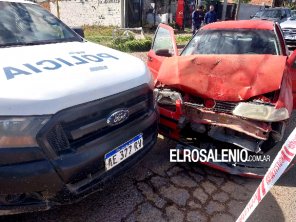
<box><xmin>83</xmin><ymin>25</ymin><xmax>192</xmax><ymax>52</ymax></box>
<box><xmin>84</xmin><ymin>25</ymin><xmax>151</xmax><ymax>52</ymax></box>
<box><xmin>84</xmin><ymin>25</ymin><xmax>116</xmax><ymax>47</ymax></box>
<box><xmin>176</xmin><ymin>34</ymin><xmax>192</xmax><ymax>45</ymax></box>
<box><xmin>83</xmin><ymin>25</ymin><xmax>115</xmax><ymax>37</ymax></box>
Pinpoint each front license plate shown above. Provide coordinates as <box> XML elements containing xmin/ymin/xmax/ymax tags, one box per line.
<box><xmin>104</xmin><ymin>134</ymin><xmax>143</xmax><ymax>171</ymax></box>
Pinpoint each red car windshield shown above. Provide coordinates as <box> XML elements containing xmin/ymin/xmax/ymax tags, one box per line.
<box><xmin>0</xmin><ymin>1</ymin><xmax>81</xmax><ymax>47</ymax></box>
<box><xmin>182</xmin><ymin>29</ymin><xmax>280</xmax><ymax>55</ymax></box>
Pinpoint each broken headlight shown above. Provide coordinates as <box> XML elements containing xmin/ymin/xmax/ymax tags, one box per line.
<box><xmin>233</xmin><ymin>103</ymin><xmax>289</xmax><ymax>122</ymax></box>
<box><xmin>0</xmin><ymin>116</ymin><xmax>50</xmax><ymax>148</ymax></box>
<box><xmin>154</xmin><ymin>89</ymin><xmax>183</xmax><ymax>105</ymax></box>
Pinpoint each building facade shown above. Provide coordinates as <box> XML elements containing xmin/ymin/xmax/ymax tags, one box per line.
<box><xmin>46</xmin><ymin>0</ymin><xmax>177</xmax><ymax>28</ymax></box>
<box><xmin>49</xmin><ymin>0</ymin><xmax>123</xmax><ymax>27</ymax></box>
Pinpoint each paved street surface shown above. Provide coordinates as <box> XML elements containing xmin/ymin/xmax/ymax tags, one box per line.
<box><xmin>1</xmin><ymin>134</ymin><xmax>295</xmax><ymax>222</ymax></box>
<box><xmin>0</xmin><ymin>53</ymin><xmax>295</xmax><ymax>222</ymax></box>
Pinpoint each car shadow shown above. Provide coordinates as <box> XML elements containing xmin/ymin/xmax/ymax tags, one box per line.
<box><xmin>247</xmin><ymin>191</ymin><xmax>285</xmax><ymax>222</ymax></box>
<box><xmin>276</xmin><ymin>163</ymin><xmax>296</xmax><ymax>187</ymax></box>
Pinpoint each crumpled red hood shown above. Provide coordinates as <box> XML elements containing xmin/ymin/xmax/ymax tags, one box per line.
<box><xmin>156</xmin><ymin>54</ymin><xmax>287</xmax><ymax>101</ymax></box>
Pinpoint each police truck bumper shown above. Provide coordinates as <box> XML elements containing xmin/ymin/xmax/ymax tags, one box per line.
<box><xmin>0</xmin><ymin>84</ymin><xmax>158</xmax><ymax>215</ymax></box>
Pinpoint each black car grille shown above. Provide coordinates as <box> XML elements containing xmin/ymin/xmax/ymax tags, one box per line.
<box><xmin>46</xmin><ymin>124</ymin><xmax>70</xmax><ymax>153</ymax></box>
<box><xmin>212</xmin><ymin>101</ymin><xmax>237</xmax><ymax>113</ymax></box>
<box><xmin>185</xmin><ymin>100</ymin><xmax>237</xmax><ymax>114</ymax></box>
<box><xmin>37</xmin><ymin>84</ymin><xmax>154</xmax><ymax>155</ymax></box>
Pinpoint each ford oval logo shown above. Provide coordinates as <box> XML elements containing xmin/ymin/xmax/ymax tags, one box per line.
<box><xmin>107</xmin><ymin>109</ymin><xmax>129</xmax><ymax>126</ymax></box>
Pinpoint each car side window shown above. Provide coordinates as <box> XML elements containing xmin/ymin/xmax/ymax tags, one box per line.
<box><xmin>152</xmin><ymin>27</ymin><xmax>174</xmax><ymax>54</ymax></box>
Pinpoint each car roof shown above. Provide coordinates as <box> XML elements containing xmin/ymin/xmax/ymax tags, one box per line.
<box><xmin>266</xmin><ymin>7</ymin><xmax>289</xmax><ymax>10</ymax></box>
<box><xmin>201</xmin><ymin>20</ymin><xmax>274</xmax><ymax>31</ymax></box>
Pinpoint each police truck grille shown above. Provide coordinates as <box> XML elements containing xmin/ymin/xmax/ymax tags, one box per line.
<box><xmin>38</xmin><ymin>84</ymin><xmax>153</xmax><ymax>155</ymax></box>
<box><xmin>46</xmin><ymin>124</ymin><xmax>70</xmax><ymax>153</ymax></box>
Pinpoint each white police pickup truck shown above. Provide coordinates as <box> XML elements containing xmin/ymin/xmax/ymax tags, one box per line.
<box><xmin>0</xmin><ymin>0</ymin><xmax>157</xmax><ymax>215</ymax></box>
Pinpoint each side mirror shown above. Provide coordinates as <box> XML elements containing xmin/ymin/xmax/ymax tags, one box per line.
<box><xmin>155</xmin><ymin>49</ymin><xmax>172</xmax><ymax>57</ymax></box>
<box><xmin>72</xmin><ymin>27</ymin><xmax>85</xmax><ymax>38</ymax></box>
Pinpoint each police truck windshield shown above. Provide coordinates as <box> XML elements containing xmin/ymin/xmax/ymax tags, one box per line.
<box><xmin>0</xmin><ymin>1</ymin><xmax>81</xmax><ymax>47</ymax></box>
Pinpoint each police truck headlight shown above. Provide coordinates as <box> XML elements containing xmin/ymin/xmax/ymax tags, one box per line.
<box><xmin>233</xmin><ymin>103</ymin><xmax>289</xmax><ymax>122</ymax></box>
<box><xmin>0</xmin><ymin>116</ymin><xmax>50</xmax><ymax>148</ymax></box>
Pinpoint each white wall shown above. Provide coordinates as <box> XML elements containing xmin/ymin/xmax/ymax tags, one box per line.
<box><xmin>50</xmin><ymin>0</ymin><xmax>122</xmax><ymax>27</ymax></box>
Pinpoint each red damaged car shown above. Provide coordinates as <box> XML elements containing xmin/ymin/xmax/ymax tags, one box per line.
<box><xmin>147</xmin><ymin>20</ymin><xmax>296</xmax><ymax>177</ymax></box>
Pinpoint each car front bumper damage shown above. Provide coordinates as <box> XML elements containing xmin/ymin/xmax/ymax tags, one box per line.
<box><xmin>155</xmin><ymin>88</ymin><xmax>288</xmax><ymax>177</ymax></box>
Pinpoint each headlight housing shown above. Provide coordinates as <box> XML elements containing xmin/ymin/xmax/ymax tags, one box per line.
<box><xmin>154</xmin><ymin>89</ymin><xmax>183</xmax><ymax>106</ymax></box>
<box><xmin>233</xmin><ymin>103</ymin><xmax>289</xmax><ymax>122</ymax></box>
<box><xmin>0</xmin><ymin>116</ymin><xmax>50</xmax><ymax>148</ymax></box>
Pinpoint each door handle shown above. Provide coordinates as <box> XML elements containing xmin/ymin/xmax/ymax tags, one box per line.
<box><xmin>148</xmin><ymin>56</ymin><xmax>153</xmax><ymax>62</ymax></box>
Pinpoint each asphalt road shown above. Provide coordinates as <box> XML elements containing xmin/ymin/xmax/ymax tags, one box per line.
<box><xmin>0</xmin><ymin>52</ymin><xmax>295</xmax><ymax>222</ymax></box>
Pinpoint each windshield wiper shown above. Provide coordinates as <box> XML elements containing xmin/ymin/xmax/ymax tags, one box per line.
<box><xmin>0</xmin><ymin>42</ymin><xmax>37</xmax><ymax>48</ymax></box>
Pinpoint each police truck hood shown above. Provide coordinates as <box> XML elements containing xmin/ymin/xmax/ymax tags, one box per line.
<box><xmin>0</xmin><ymin>42</ymin><xmax>151</xmax><ymax>115</ymax></box>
